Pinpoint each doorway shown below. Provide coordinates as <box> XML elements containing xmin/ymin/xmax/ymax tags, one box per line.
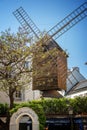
<box><xmin>19</xmin><ymin>115</ymin><xmax>32</xmax><ymax>130</ymax></box>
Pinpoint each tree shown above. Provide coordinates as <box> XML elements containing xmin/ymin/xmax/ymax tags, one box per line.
<box><xmin>0</xmin><ymin>29</ymin><xmax>33</xmax><ymax>130</ymax></box>
<box><xmin>0</xmin><ymin>29</ymin><xmax>58</xmax><ymax>130</ymax></box>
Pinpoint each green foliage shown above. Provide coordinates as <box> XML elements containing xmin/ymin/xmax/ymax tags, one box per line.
<box><xmin>10</xmin><ymin>101</ymin><xmax>46</xmax><ymax>130</ymax></box>
<box><xmin>0</xmin><ymin>103</ymin><xmax>8</xmax><ymax>116</ymax></box>
<box><xmin>37</xmin><ymin>98</ymin><xmax>69</xmax><ymax>115</ymax></box>
<box><xmin>32</xmin><ymin>97</ymin><xmax>87</xmax><ymax>115</ymax></box>
<box><xmin>0</xmin><ymin>29</ymin><xmax>32</xmax><ymax>109</ymax></box>
<box><xmin>10</xmin><ymin>97</ymin><xmax>87</xmax><ymax>130</ymax></box>
<box><xmin>1</xmin><ymin>97</ymin><xmax>87</xmax><ymax>129</ymax></box>
<box><xmin>70</xmin><ymin>96</ymin><xmax>87</xmax><ymax>114</ymax></box>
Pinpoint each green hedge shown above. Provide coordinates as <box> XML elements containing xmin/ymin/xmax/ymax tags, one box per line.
<box><xmin>39</xmin><ymin>98</ymin><xmax>68</xmax><ymax>115</ymax></box>
<box><xmin>40</xmin><ymin>97</ymin><xmax>87</xmax><ymax>115</ymax></box>
<box><xmin>69</xmin><ymin>97</ymin><xmax>87</xmax><ymax>114</ymax></box>
<box><xmin>1</xmin><ymin>97</ymin><xmax>87</xmax><ymax>129</ymax></box>
<box><xmin>0</xmin><ymin>103</ymin><xmax>8</xmax><ymax>116</ymax></box>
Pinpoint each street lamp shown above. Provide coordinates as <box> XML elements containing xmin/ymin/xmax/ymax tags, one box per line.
<box><xmin>69</xmin><ymin>107</ymin><xmax>73</xmax><ymax>130</ymax></box>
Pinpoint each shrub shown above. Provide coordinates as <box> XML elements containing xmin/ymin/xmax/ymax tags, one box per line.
<box><xmin>0</xmin><ymin>103</ymin><xmax>8</xmax><ymax>116</ymax></box>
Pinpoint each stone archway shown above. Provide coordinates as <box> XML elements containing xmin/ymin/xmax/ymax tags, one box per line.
<box><xmin>10</xmin><ymin>107</ymin><xmax>39</xmax><ymax>130</ymax></box>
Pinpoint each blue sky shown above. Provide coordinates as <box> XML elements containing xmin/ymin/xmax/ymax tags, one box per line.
<box><xmin>0</xmin><ymin>0</ymin><xmax>87</xmax><ymax>78</ymax></box>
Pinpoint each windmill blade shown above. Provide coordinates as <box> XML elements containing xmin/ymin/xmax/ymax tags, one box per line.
<box><xmin>13</xmin><ymin>3</ymin><xmax>87</xmax><ymax>44</ymax></box>
<box><xmin>47</xmin><ymin>2</ymin><xmax>87</xmax><ymax>40</ymax></box>
<box><xmin>13</xmin><ymin>3</ymin><xmax>87</xmax><ymax>94</ymax></box>
<box><xmin>13</xmin><ymin>7</ymin><xmax>41</xmax><ymax>40</ymax></box>
<box><xmin>32</xmin><ymin>2</ymin><xmax>87</xmax><ymax>92</ymax></box>
<box><xmin>13</xmin><ymin>7</ymin><xmax>58</xmax><ymax>68</ymax></box>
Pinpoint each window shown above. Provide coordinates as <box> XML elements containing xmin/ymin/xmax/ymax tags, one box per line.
<box><xmin>15</xmin><ymin>90</ymin><xmax>21</xmax><ymax>100</ymax></box>
<box><xmin>25</xmin><ymin>61</ymin><xmax>31</xmax><ymax>70</ymax></box>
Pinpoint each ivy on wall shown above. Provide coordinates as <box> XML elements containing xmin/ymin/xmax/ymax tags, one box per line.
<box><xmin>10</xmin><ymin>102</ymin><xmax>46</xmax><ymax>130</ymax></box>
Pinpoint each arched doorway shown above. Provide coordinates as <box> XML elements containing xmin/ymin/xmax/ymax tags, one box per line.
<box><xmin>10</xmin><ymin>107</ymin><xmax>39</xmax><ymax>130</ymax></box>
<box><xmin>19</xmin><ymin>115</ymin><xmax>32</xmax><ymax>130</ymax></box>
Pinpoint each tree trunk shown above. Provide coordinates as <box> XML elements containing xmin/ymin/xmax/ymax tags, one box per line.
<box><xmin>3</xmin><ymin>93</ymin><xmax>14</xmax><ymax>130</ymax></box>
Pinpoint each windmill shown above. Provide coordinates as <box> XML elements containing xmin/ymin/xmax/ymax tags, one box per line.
<box><xmin>13</xmin><ymin>2</ymin><xmax>87</xmax><ymax>98</ymax></box>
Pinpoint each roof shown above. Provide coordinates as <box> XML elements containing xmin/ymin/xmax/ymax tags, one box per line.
<box><xmin>66</xmin><ymin>79</ymin><xmax>87</xmax><ymax>96</ymax></box>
